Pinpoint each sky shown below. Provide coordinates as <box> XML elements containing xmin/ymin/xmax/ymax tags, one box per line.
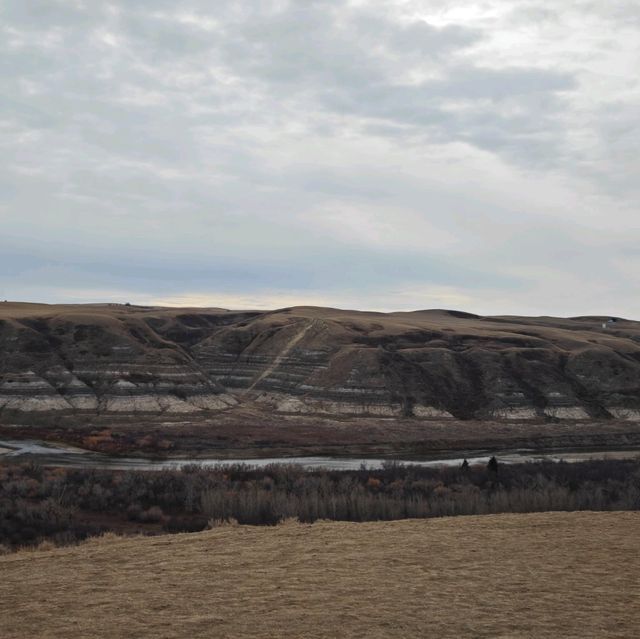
<box><xmin>1</xmin><ymin>0</ymin><xmax>639</xmax><ymax>316</ymax></box>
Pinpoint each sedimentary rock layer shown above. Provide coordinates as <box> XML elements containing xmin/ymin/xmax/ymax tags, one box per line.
<box><xmin>1</xmin><ymin>302</ymin><xmax>639</xmax><ymax>420</ymax></box>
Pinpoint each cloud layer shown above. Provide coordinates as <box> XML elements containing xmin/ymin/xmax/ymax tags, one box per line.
<box><xmin>2</xmin><ymin>0</ymin><xmax>639</xmax><ymax>315</ymax></box>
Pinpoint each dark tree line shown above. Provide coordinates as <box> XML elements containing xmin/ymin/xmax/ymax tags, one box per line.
<box><xmin>1</xmin><ymin>457</ymin><xmax>639</xmax><ymax>550</ymax></box>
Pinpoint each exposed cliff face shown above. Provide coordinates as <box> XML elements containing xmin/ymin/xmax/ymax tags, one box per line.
<box><xmin>0</xmin><ymin>305</ymin><xmax>240</xmax><ymax>415</ymax></box>
<box><xmin>1</xmin><ymin>302</ymin><xmax>640</xmax><ymax>420</ymax></box>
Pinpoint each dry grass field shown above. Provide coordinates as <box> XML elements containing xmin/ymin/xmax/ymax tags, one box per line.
<box><xmin>1</xmin><ymin>512</ymin><xmax>639</xmax><ymax>638</ymax></box>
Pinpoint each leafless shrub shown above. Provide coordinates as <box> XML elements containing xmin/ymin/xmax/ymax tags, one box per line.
<box><xmin>2</xmin><ymin>458</ymin><xmax>639</xmax><ymax>549</ymax></box>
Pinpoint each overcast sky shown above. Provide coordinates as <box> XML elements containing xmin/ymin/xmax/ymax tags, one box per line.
<box><xmin>1</xmin><ymin>1</ymin><xmax>639</xmax><ymax>316</ymax></box>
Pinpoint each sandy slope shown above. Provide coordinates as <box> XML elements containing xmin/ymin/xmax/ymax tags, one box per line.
<box><xmin>1</xmin><ymin>511</ymin><xmax>639</xmax><ymax>638</ymax></box>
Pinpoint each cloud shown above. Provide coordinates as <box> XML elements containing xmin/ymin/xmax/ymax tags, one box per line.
<box><xmin>0</xmin><ymin>0</ymin><xmax>639</xmax><ymax>316</ymax></box>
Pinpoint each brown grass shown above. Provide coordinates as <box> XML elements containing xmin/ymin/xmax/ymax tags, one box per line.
<box><xmin>1</xmin><ymin>511</ymin><xmax>639</xmax><ymax>638</ymax></box>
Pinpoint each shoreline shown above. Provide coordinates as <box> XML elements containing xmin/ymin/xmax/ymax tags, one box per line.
<box><xmin>3</xmin><ymin>415</ymin><xmax>640</xmax><ymax>461</ymax></box>
<box><xmin>2</xmin><ymin>436</ymin><xmax>640</xmax><ymax>471</ymax></box>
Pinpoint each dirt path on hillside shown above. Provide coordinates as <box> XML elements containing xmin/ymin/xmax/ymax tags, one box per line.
<box><xmin>246</xmin><ymin>320</ymin><xmax>317</xmax><ymax>392</ymax></box>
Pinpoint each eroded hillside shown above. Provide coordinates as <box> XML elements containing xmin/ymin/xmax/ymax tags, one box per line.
<box><xmin>1</xmin><ymin>302</ymin><xmax>640</xmax><ymax>421</ymax></box>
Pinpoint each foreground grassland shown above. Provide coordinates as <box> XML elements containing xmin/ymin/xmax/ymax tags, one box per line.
<box><xmin>1</xmin><ymin>512</ymin><xmax>639</xmax><ymax>638</ymax></box>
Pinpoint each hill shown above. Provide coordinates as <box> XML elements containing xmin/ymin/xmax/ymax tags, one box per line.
<box><xmin>1</xmin><ymin>511</ymin><xmax>638</xmax><ymax>638</ymax></box>
<box><xmin>1</xmin><ymin>301</ymin><xmax>640</xmax><ymax>422</ymax></box>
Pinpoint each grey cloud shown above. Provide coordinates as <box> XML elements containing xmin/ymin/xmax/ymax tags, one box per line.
<box><xmin>1</xmin><ymin>0</ymin><xmax>575</xmax><ymax>172</ymax></box>
<box><xmin>0</xmin><ymin>228</ymin><xmax>523</xmax><ymax>299</ymax></box>
<box><xmin>202</xmin><ymin>4</ymin><xmax>575</xmax><ymax>169</ymax></box>
<box><xmin>0</xmin><ymin>0</ymin><xmax>638</xmax><ymax>315</ymax></box>
<box><xmin>0</xmin><ymin>0</ymin><xmax>97</xmax><ymax>30</ymax></box>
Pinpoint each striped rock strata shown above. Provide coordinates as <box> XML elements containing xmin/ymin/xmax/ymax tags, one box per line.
<box><xmin>1</xmin><ymin>302</ymin><xmax>640</xmax><ymax>420</ymax></box>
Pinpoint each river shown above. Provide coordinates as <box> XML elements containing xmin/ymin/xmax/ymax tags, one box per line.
<box><xmin>1</xmin><ymin>439</ymin><xmax>639</xmax><ymax>471</ymax></box>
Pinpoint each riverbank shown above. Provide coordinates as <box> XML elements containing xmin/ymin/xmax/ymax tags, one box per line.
<box><xmin>1</xmin><ymin>437</ymin><xmax>640</xmax><ymax>471</ymax></box>
<box><xmin>2</xmin><ymin>413</ymin><xmax>640</xmax><ymax>460</ymax></box>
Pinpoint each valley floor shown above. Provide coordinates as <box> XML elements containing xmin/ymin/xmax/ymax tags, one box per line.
<box><xmin>1</xmin><ymin>511</ymin><xmax>639</xmax><ymax>638</ymax></box>
<box><xmin>3</xmin><ymin>412</ymin><xmax>640</xmax><ymax>459</ymax></box>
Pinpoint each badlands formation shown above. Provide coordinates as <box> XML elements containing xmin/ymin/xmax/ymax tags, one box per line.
<box><xmin>1</xmin><ymin>301</ymin><xmax>640</xmax><ymax>422</ymax></box>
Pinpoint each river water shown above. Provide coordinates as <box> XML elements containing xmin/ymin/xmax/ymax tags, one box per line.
<box><xmin>1</xmin><ymin>439</ymin><xmax>639</xmax><ymax>471</ymax></box>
